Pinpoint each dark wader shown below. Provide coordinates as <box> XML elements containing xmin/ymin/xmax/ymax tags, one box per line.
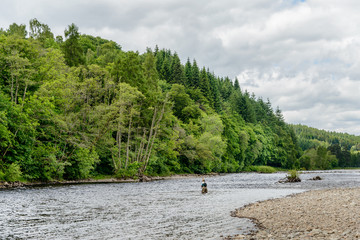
<box><xmin>201</xmin><ymin>182</ymin><xmax>208</xmax><ymax>193</ymax></box>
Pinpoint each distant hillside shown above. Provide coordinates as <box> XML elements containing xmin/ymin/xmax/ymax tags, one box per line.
<box><xmin>292</xmin><ymin>124</ymin><xmax>360</xmax><ymax>152</ymax></box>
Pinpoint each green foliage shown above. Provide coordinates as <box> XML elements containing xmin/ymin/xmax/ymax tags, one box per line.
<box><xmin>0</xmin><ymin>170</ymin><xmax>5</xmax><ymax>181</ymax></box>
<box><xmin>191</xmin><ymin>60</ymin><xmax>200</xmax><ymax>88</ymax></box>
<box><xmin>65</xmin><ymin>148</ymin><xmax>100</xmax><ymax>179</ymax></box>
<box><xmin>170</xmin><ymin>53</ymin><xmax>185</xmax><ymax>85</ymax></box>
<box><xmin>184</xmin><ymin>58</ymin><xmax>192</xmax><ymax>87</ymax></box>
<box><xmin>299</xmin><ymin>146</ymin><xmax>338</xmax><ymax>170</ymax></box>
<box><xmin>6</xmin><ymin>23</ymin><xmax>27</xmax><ymax>38</ymax></box>
<box><xmin>199</xmin><ymin>67</ymin><xmax>211</xmax><ymax>102</ymax></box>
<box><xmin>293</xmin><ymin>124</ymin><xmax>360</xmax><ymax>151</ymax></box>
<box><xmin>288</xmin><ymin>169</ymin><xmax>299</xmax><ymax>178</ymax></box>
<box><xmin>29</xmin><ymin>18</ymin><xmax>54</xmax><ymax>46</ymax></box>
<box><xmin>3</xmin><ymin>163</ymin><xmax>22</xmax><ymax>182</ymax></box>
<box><xmin>286</xmin><ymin>169</ymin><xmax>301</xmax><ymax>182</ymax></box>
<box><xmin>116</xmin><ymin>162</ymin><xmax>141</xmax><ymax>178</ymax></box>
<box><xmin>0</xmin><ymin>20</ymin><xmax>311</xmax><ymax>182</ymax></box>
<box><xmin>229</xmin><ymin>91</ymin><xmax>256</xmax><ymax>123</ymax></box>
<box><xmin>169</xmin><ymin>84</ymin><xmax>201</xmax><ymax>122</ymax></box>
<box><xmin>293</xmin><ymin>124</ymin><xmax>360</xmax><ymax>168</ymax></box>
<box><xmin>244</xmin><ymin>165</ymin><xmax>277</xmax><ymax>173</ymax></box>
<box><xmin>62</xmin><ymin>23</ymin><xmax>84</xmax><ymax>66</ymax></box>
<box><xmin>208</xmin><ymin>72</ymin><xmax>221</xmax><ymax>112</ymax></box>
<box><xmin>146</xmin><ymin>157</ymin><xmax>173</xmax><ymax>176</ymax></box>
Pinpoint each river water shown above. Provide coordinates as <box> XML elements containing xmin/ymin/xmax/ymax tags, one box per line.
<box><xmin>1</xmin><ymin>170</ymin><xmax>360</xmax><ymax>239</ymax></box>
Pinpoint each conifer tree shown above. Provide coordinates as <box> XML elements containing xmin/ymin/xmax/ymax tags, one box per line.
<box><xmin>275</xmin><ymin>106</ymin><xmax>285</xmax><ymax>126</ymax></box>
<box><xmin>154</xmin><ymin>45</ymin><xmax>159</xmax><ymax>56</ymax></box>
<box><xmin>155</xmin><ymin>49</ymin><xmax>165</xmax><ymax>73</ymax></box>
<box><xmin>170</xmin><ymin>53</ymin><xmax>185</xmax><ymax>85</ymax></box>
<box><xmin>234</xmin><ymin>77</ymin><xmax>240</xmax><ymax>92</ymax></box>
<box><xmin>191</xmin><ymin>59</ymin><xmax>200</xmax><ymax>88</ymax></box>
<box><xmin>63</xmin><ymin>23</ymin><xmax>84</xmax><ymax>66</ymax></box>
<box><xmin>208</xmin><ymin>71</ymin><xmax>221</xmax><ymax>112</ymax></box>
<box><xmin>242</xmin><ymin>92</ymin><xmax>256</xmax><ymax>123</ymax></box>
<box><xmin>117</xmin><ymin>51</ymin><xmax>144</xmax><ymax>90</ymax></box>
<box><xmin>199</xmin><ymin>67</ymin><xmax>211</xmax><ymax>102</ymax></box>
<box><xmin>160</xmin><ymin>57</ymin><xmax>171</xmax><ymax>82</ymax></box>
<box><xmin>142</xmin><ymin>50</ymin><xmax>159</xmax><ymax>99</ymax></box>
<box><xmin>220</xmin><ymin>77</ymin><xmax>234</xmax><ymax>101</ymax></box>
<box><xmin>184</xmin><ymin>58</ymin><xmax>192</xmax><ymax>87</ymax></box>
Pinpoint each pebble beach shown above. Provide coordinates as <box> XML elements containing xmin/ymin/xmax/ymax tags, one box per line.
<box><xmin>233</xmin><ymin>187</ymin><xmax>360</xmax><ymax>239</ymax></box>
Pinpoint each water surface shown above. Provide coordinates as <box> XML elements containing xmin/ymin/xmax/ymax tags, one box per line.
<box><xmin>1</xmin><ymin>170</ymin><xmax>359</xmax><ymax>239</ymax></box>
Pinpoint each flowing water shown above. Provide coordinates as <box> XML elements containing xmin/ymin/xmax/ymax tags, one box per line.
<box><xmin>1</xmin><ymin>170</ymin><xmax>360</xmax><ymax>239</ymax></box>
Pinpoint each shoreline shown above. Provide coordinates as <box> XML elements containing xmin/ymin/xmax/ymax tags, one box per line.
<box><xmin>2</xmin><ymin>169</ymin><xmax>359</xmax><ymax>189</ymax></box>
<box><xmin>230</xmin><ymin>187</ymin><xmax>360</xmax><ymax>239</ymax></box>
<box><xmin>0</xmin><ymin>173</ymin><xmax>219</xmax><ymax>189</ymax></box>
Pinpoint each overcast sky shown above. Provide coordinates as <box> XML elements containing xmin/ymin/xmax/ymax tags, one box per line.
<box><xmin>1</xmin><ymin>0</ymin><xmax>360</xmax><ymax>135</ymax></box>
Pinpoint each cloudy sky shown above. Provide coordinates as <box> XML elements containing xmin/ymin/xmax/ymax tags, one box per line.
<box><xmin>1</xmin><ymin>0</ymin><xmax>360</xmax><ymax>135</ymax></box>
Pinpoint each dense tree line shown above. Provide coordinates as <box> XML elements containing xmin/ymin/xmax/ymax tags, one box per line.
<box><xmin>293</xmin><ymin>124</ymin><xmax>360</xmax><ymax>169</ymax></box>
<box><xmin>1</xmin><ymin>20</ymin><xmax>304</xmax><ymax>181</ymax></box>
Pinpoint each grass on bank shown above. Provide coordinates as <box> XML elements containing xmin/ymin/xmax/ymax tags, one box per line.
<box><xmin>243</xmin><ymin>165</ymin><xmax>278</xmax><ymax>173</ymax></box>
<box><xmin>286</xmin><ymin>169</ymin><xmax>301</xmax><ymax>182</ymax></box>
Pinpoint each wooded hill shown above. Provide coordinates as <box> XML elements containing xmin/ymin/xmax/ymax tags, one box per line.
<box><xmin>292</xmin><ymin>124</ymin><xmax>360</xmax><ymax>151</ymax></box>
<box><xmin>0</xmin><ymin>20</ymin><xmax>355</xmax><ymax>182</ymax></box>
<box><xmin>292</xmin><ymin>124</ymin><xmax>360</xmax><ymax>169</ymax></box>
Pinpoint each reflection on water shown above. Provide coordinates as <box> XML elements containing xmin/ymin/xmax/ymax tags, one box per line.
<box><xmin>1</xmin><ymin>170</ymin><xmax>359</xmax><ymax>239</ymax></box>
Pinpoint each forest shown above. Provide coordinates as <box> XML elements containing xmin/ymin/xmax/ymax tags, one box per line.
<box><xmin>292</xmin><ymin>124</ymin><xmax>360</xmax><ymax>169</ymax></box>
<box><xmin>0</xmin><ymin>20</ymin><xmax>358</xmax><ymax>182</ymax></box>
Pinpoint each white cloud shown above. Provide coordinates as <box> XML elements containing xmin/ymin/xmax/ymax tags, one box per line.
<box><xmin>238</xmin><ymin>68</ymin><xmax>360</xmax><ymax>134</ymax></box>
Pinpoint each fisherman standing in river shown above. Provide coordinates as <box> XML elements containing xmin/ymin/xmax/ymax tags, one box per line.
<box><xmin>201</xmin><ymin>179</ymin><xmax>208</xmax><ymax>194</ymax></box>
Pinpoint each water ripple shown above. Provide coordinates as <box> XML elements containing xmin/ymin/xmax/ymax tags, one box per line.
<box><xmin>1</xmin><ymin>170</ymin><xmax>359</xmax><ymax>239</ymax></box>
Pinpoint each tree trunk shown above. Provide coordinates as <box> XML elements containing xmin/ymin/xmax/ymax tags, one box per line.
<box><xmin>142</xmin><ymin>97</ymin><xmax>167</xmax><ymax>172</ymax></box>
<box><xmin>10</xmin><ymin>75</ymin><xmax>14</xmax><ymax>103</ymax></box>
<box><xmin>125</xmin><ymin>107</ymin><xmax>133</xmax><ymax>169</ymax></box>
<box><xmin>14</xmin><ymin>78</ymin><xmax>19</xmax><ymax>104</ymax></box>
<box><xmin>21</xmin><ymin>83</ymin><xmax>28</xmax><ymax>107</ymax></box>
<box><xmin>136</xmin><ymin>128</ymin><xmax>147</xmax><ymax>163</ymax></box>
<box><xmin>117</xmin><ymin>119</ymin><xmax>122</xmax><ymax>169</ymax></box>
<box><xmin>140</xmin><ymin>106</ymin><xmax>158</xmax><ymax>163</ymax></box>
<box><xmin>141</xmin><ymin>93</ymin><xmax>169</xmax><ymax>173</ymax></box>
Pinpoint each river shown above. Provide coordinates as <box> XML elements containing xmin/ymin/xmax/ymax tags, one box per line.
<box><xmin>1</xmin><ymin>170</ymin><xmax>360</xmax><ymax>239</ymax></box>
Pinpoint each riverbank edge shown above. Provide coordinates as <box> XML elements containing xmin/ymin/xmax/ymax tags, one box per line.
<box><xmin>0</xmin><ymin>172</ymin><xmax>219</xmax><ymax>189</ymax></box>
<box><xmin>3</xmin><ymin>169</ymin><xmax>359</xmax><ymax>189</ymax></box>
<box><xmin>229</xmin><ymin>187</ymin><xmax>360</xmax><ymax>239</ymax></box>
<box><xmin>0</xmin><ymin>169</ymin><xmax>288</xmax><ymax>189</ymax></box>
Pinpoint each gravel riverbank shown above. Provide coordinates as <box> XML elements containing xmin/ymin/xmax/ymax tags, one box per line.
<box><xmin>232</xmin><ymin>187</ymin><xmax>360</xmax><ymax>239</ymax></box>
